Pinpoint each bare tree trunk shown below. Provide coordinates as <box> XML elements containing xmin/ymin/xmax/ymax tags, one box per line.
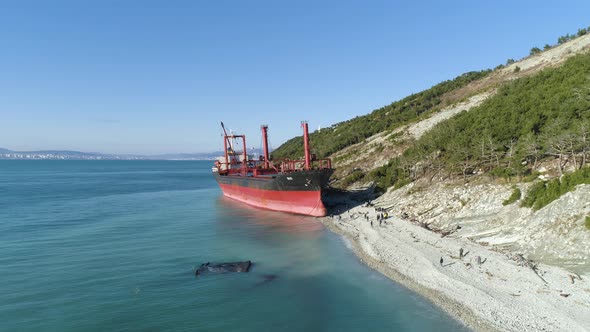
<box><xmin>582</xmin><ymin>131</ymin><xmax>588</xmax><ymax>169</ymax></box>
<box><xmin>506</xmin><ymin>138</ymin><xmax>517</xmax><ymax>169</ymax></box>
<box><xmin>570</xmin><ymin>140</ymin><xmax>577</xmax><ymax>170</ymax></box>
<box><xmin>559</xmin><ymin>153</ymin><xmax>564</xmax><ymax>177</ymax></box>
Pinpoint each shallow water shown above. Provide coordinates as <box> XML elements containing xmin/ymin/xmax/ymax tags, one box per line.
<box><xmin>0</xmin><ymin>160</ymin><xmax>469</xmax><ymax>331</ymax></box>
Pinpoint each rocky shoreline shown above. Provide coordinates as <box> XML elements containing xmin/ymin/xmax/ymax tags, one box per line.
<box><xmin>321</xmin><ymin>183</ymin><xmax>590</xmax><ymax>331</ymax></box>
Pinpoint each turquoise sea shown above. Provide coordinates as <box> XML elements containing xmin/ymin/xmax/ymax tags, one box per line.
<box><xmin>0</xmin><ymin>160</ymin><xmax>468</xmax><ymax>331</ymax></box>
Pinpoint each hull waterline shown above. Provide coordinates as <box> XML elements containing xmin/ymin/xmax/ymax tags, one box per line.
<box><xmin>214</xmin><ymin>169</ymin><xmax>333</xmax><ymax>217</ymax></box>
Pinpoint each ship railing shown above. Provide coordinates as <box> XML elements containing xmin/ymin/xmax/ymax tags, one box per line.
<box><xmin>279</xmin><ymin>158</ymin><xmax>332</xmax><ymax>172</ymax></box>
<box><xmin>217</xmin><ymin>157</ymin><xmax>331</xmax><ymax>175</ymax></box>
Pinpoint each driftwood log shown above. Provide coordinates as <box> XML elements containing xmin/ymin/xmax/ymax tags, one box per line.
<box><xmin>510</xmin><ymin>254</ymin><xmax>547</xmax><ymax>284</ymax></box>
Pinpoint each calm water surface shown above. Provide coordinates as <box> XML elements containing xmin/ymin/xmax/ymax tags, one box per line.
<box><xmin>0</xmin><ymin>160</ymin><xmax>469</xmax><ymax>331</ymax></box>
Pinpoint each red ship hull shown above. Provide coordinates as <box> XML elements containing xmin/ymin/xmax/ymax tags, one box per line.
<box><xmin>214</xmin><ymin>169</ymin><xmax>333</xmax><ymax>217</ymax></box>
<box><xmin>218</xmin><ymin>183</ymin><xmax>326</xmax><ymax>216</ymax></box>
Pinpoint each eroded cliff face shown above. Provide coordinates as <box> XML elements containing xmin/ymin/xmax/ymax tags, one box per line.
<box><xmin>375</xmin><ymin>181</ymin><xmax>590</xmax><ymax>274</ymax></box>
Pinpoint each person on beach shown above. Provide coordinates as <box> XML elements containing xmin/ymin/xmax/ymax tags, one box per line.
<box><xmin>440</xmin><ymin>257</ymin><xmax>444</xmax><ymax>266</ymax></box>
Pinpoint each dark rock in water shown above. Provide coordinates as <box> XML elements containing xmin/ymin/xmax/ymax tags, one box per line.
<box><xmin>256</xmin><ymin>274</ymin><xmax>278</xmax><ymax>286</ymax></box>
<box><xmin>250</xmin><ymin>274</ymin><xmax>278</xmax><ymax>288</ymax></box>
<box><xmin>195</xmin><ymin>261</ymin><xmax>252</xmax><ymax>276</ymax></box>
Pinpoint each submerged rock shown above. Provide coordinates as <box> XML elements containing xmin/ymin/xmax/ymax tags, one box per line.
<box><xmin>195</xmin><ymin>261</ymin><xmax>252</xmax><ymax>276</ymax></box>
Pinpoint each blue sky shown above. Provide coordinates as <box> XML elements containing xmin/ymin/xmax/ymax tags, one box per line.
<box><xmin>1</xmin><ymin>1</ymin><xmax>589</xmax><ymax>154</ymax></box>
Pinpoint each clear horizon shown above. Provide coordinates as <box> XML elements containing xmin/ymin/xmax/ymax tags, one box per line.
<box><xmin>2</xmin><ymin>1</ymin><xmax>590</xmax><ymax>155</ymax></box>
<box><xmin>0</xmin><ymin>147</ymin><xmax>218</xmax><ymax>155</ymax></box>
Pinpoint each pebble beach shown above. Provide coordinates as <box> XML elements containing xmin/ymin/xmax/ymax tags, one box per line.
<box><xmin>322</xmin><ymin>202</ymin><xmax>590</xmax><ymax>332</ymax></box>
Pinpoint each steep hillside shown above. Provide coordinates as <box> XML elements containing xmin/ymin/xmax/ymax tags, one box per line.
<box><xmin>317</xmin><ymin>27</ymin><xmax>590</xmax><ymax>273</ymax></box>
<box><xmin>330</xmin><ymin>91</ymin><xmax>494</xmax><ymax>186</ymax></box>
<box><xmin>315</xmin><ymin>27</ymin><xmax>590</xmax><ymax>332</ymax></box>
<box><xmin>371</xmin><ymin>51</ymin><xmax>590</xmax><ymax>190</ymax></box>
<box><xmin>273</xmin><ymin>32</ymin><xmax>590</xmax><ymax>189</ymax></box>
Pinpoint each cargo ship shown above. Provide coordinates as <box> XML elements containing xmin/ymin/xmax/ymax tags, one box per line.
<box><xmin>212</xmin><ymin>121</ymin><xmax>333</xmax><ymax>217</ymax></box>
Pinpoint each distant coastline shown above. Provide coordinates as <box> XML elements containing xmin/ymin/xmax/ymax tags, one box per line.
<box><xmin>0</xmin><ymin>148</ymin><xmax>222</xmax><ymax>161</ymax></box>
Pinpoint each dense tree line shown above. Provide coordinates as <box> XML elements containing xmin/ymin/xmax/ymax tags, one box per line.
<box><xmin>370</xmin><ymin>53</ymin><xmax>590</xmax><ymax>190</ymax></box>
<box><xmin>272</xmin><ymin>70</ymin><xmax>491</xmax><ymax>159</ymax></box>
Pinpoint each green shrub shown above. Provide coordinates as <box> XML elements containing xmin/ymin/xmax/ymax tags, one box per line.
<box><xmin>513</xmin><ymin>66</ymin><xmax>521</xmax><ymax>73</ymax></box>
<box><xmin>558</xmin><ymin>34</ymin><xmax>573</xmax><ymax>44</ymax></box>
<box><xmin>522</xmin><ymin>171</ymin><xmax>540</xmax><ymax>182</ymax></box>
<box><xmin>585</xmin><ymin>216</ymin><xmax>590</xmax><ymax>230</ymax></box>
<box><xmin>521</xmin><ymin>167</ymin><xmax>590</xmax><ymax>210</ymax></box>
<box><xmin>490</xmin><ymin>167</ymin><xmax>518</xmax><ymax>179</ymax></box>
<box><xmin>521</xmin><ymin>181</ymin><xmax>546</xmax><ymax>208</ymax></box>
<box><xmin>503</xmin><ymin>187</ymin><xmax>522</xmax><ymax>205</ymax></box>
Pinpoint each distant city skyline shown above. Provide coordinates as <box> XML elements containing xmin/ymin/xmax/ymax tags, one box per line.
<box><xmin>0</xmin><ymin>146</ymin><xmax>225</xmax><ymax>160</ymax></box>
<box><xmin>2</xmin><ymin>1</ymin><xmax>590</xmax><ymax>154</ymax></box>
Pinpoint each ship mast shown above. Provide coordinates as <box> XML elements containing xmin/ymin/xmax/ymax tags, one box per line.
<box><xmin>220</xmin><ymin>122</ymin><xmax>232</xmax><ymax>167</ymax></box>
<box><xmin>221</xmin><ymin>121</ymin><xmax>236</xmax><ymax>168</ymax></box>
<box><xmin>261</xmin><ymin>125</ymin><xmax>270</xmax><ymax>169</ymax></box>
<box><xmin>301</xmin><ymin>121</ymin><xmax>311</xmax><ymax>170</ymax></box>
